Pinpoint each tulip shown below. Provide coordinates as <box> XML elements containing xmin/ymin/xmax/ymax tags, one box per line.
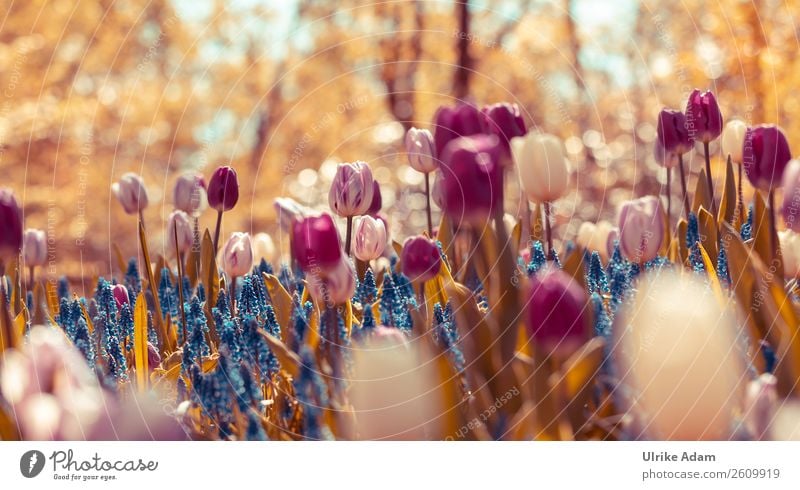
<box><xmin>112</xmin><ymin>284</ymin><xmax>129</xmax><ymax>310</ymax></box>
<box><xmin>22</xmin><ymin>228</ymin><xmax>47</xmax><ymax>283</ymax></box>
<box><xmin>220</xmin><ymin>232</ymin><xmax>254</xmax><ymax>280</ymax></box>
<box><xmin>207</xmin><ymin>166</ymin><xmax>240</xmax><ymax>253</ymax></box>
<box><xmin>173</xmin><ymin>173</ymin><xmax>207</xmax><ymax>217</ymax></box>
<box><xmin>431</xmin><ymin>170</ymin><xmax>445</xmax><ymax>210</ymax></box>
<box><xmin>439</xmin><ymin>134</ymin><xmax>504</xmax><ymax>225</ymax></box>
<box><xmin>366</xmin><ymin>180</ymin><xmax>382</xmax><ymax>215</ymax></box>
<box><xmin>655</xmin><ymin>108</ymin><xmax>693</xmax><ymax>220</ymax></box>
<box><xmin>167</xmin><ymin>210</ymin><xmax>193</xmax><ymax>258</ymax></box>
<box><xmin>744</xmin><ymin>373</ymin><xmax>777</xmax><ymax>440</ymax></box>
<box><xmin>525</xmin><ymin>266</ymin><xmax>590</xmax><ymax>357</ymax></box>
<box><xmin>111</xmin><ymin>172</ymin><xmax>149</xmax><ymax>215</ymax></box>
<box><xmin>306</xmin><ymin>256</ymin><xmax>356</xmax><ymax>307</ymax></box>
<box><xmin>779</xmin><ymin>230</ymin><xmax>800</xmax><ymax>278</ymax></box>
<box><xmin>744</xmin><ymin>125</ymin><xmax>792</xmax><ymax>192</ymax></box>
<box><xmin>353</xmin><ymin>215</ymin><xmax>387</xmax><ymax>262</ymax></box>
<box><xmin>432</xmin><ymin>102</ymin><xmax>484</xmax><ymax>158</ymax></box>
<box><xmin>401</xmin><ymin>236</ymin><xmax>441</xmax><ymax>284</ymax></box>
<box><xmin>576</xmin><ymin>220</ymin><xmax>616</xmax><ymax>261</ymax></box>
<box><xmin>273</xmin><ymin>197</ymin><xmax>308</xmax><ymax>232</ymax></box>
<box><xmin>614</xmin><ymin>270</ymin><xmax>745</xmax><ymax>440</ymax></box>
<box><xmin>722</xmin><ymin>119</ymin><xmax>748</xmax><ymax>222</ymax></box>
<box><xmin>291</xmin><ymin>213</ymin><xmax>343</xmax><ymax>273</ymax></box>
<box><xmin>617</xmin><ymin>196</ymin><xmax>664</xmax><ymax>264</ymax></box>
<box><xmin>329</xmin><ymin>161</ymin><xmax>375</xmax><ymax>256</ymax></box>
<box><xmin>782</xmin><ymin>160</ymin><xmax>800</xmax><ymax>232</ymax></box>
<box><xmin>252</xmin><ymin>232</ymin><xmax>276</xmax><ymax>264</ymax></box>
<box><xmin>406</xmin><ymin>127</ymin><xmax>437</xmax><ymax>235</ymax></box>
<box><xmin>0</xmin><ymin>188</ymin><xmax>23</xmax><ymax>269</ymax></box>
<box><xmin>481</xmin><ymin>102</ymin><xmax>527</xmax><ymax>156</ymax></box>
<box><xmin>685</xmin><ymin>89</ymin><xmax>723</xmax><ymax>217</ymax></box>
<box><xmin>511</xmin><ymin>132</ymin><xmax>570</xmax><ymax>257</ymax></box>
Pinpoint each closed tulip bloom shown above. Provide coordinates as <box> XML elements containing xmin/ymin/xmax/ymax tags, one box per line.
<box><xmin>685</xmin><ymin>89</ymin><xmax>723</xmax><ymax>143</ymax></box>
<box><xmin>307</xmin><ymin>257</ymin><xmax>356</xmax><ymax>306</ymax></box>
<box><xmin>576</xmin><ymin>220</ymin><xmax>616</xmax><ymax>261</ymax></box>
<box><xmin>354</xmin><ymin>215</ymin><xmax>387</xmax><ymax>261</ymax></box>
<box><xmin>405</xmin><ymin>127</ymin><xmax>437</xmax><ymax>173</ymax></box>
<box><xmin>744</xmin><ymin>125</ymin><xmax>792</xmax><ymax>192</ymax></box>
<box><xmin>401</xmin><ymin>236</ymin><xmax>441</xmax><ymax>283</ymax></box>
<box><xmin>112</xmin><ymin>284</ymin><xmax>129</xmax><ymax>309</ymax></box>
<box><xmin>431</xmin><ymin>170</ymin><xmax>445</xmax><ymax>209</ymax></box>
<box><xmin>173</xmin><ymin>173</ymin><xmax>207</xmax><ymax>216</ymax></box>
<box><xmin>111</xmin><ymin>173</ymin><xmax>149</xmax><ymax>214</ymax></box>
<box><xmin>167</xmin><ymin>210</ymin><xmax>193</xmax><ymax>255</ymax></box>
<box><xmin>721</xmin><ymin>119</ymin><xmax>747</xmax><ymax>163</ymax></box>
<box><xmin>440</xmin><ymin>134</ymin><xmax>504</xmax><ymax>223</ymax></box>
<box><xmin>744</xmin><ymin>373</ymin><xmax>777</xmax><ymax>440</ymax></box>
<box><xmin>252</xmin><ymin>232</ymin><xmax>276</xmax><ymax>263</ymax></box>
<box><xmin>22</xmin><ymin>228</ymin><xmax>47</xmax><ymax>268</ymax></box>
<box><xmin>617</xmin><ymin>196</ymin><xmax>664</xmax><ymax>264</ymax></box>
<box><xmin>525</xmin><ymin>267</ymin><xmax>590</xmax><ymax>356</ymax></box>
<box><xmin>481</xmin><ymin>102</ymin><xmax>527</xmax><ymax>155</ymax></box>
<box><xmin>273</xmin><ymin>197</ymin><xmax>308</xmax><ymax>232</ymax></box>
<box><xmin>433</xmin><ymin>103</ymin><xmax>484</xmax><ymax>158</ymax></box>
<box><xmin>207</xmin><ymin>166</ymin><xmax>239</xmax><ymax>212</ymax></box>
<box><xmin>367</xmin><ymin>181</ymin><xmax>382</xmax><ymax>215</ymax></box>
<box><xmin>0</xmin><ymin>188</ymin><xmax>23</xmax><ymax>264</ymax></box>
<box><xmin>511</xmin><ymin>132</ymin><xmax>570</xmax><ymax>203</ymax></box>
<box><xmin>328</xmin><ymin>161</ymin><xmax>375</xmax><ymax>217</ymax></box>
<box><xmin>782</xmin><ymin>160</ymin><xmax>800</xmax><ymax>231</ymax></box>
<box><xmin>220</xmin><ymin>232</ymin><xmax>254</xmax><ymax>278</ymax></box>
<box><xmin>655</xmin><ymin>109</ymin><xmax>692</xmax><ymax>167</ymax></box>
<box><xmin>779</xmin><ymin>230</ymin><xmax>800</xmax><ymax>278</ymax></box>
<box><xmin>291</xmin><ymin>213</ymin><xmax>343</xmax><ymax>272</ymax></box>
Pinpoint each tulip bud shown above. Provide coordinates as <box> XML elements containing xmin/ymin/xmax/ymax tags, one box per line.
<box><xmin>273</xmin><ymin>197</ymin><xmax>308</xmax><ymax>232</ymax></box>
<box><xmin>614</xmin><ymin>270</ymin><xmax>745</xmax><ymax>440</ymax></box>
<box><xmin>576</xmin><ymin>220</ymin><xmax>616</xmax><ymax>261</ymax></box>
<box><xmin>481</xmin><ymin>102</ymin><xmax>527</xmax><ymax>155</ymax></box>
<box><xmin>112</xmin><ymin>284</ymin><xmax>129</xmax><ymax>309</ymax></box>
<box><xmin>0</xmin><ymin>188</ymin><xmax>23</xmax><ymax>265</ymax></box>
<box><xmin>685</xmin><ymin>89</ymin><xmax>723</xmax><ymax>143</ymax></box>
<box><xmin>440</xmin><ymin>134</ymin><xmax>504</xmax><ymax>224</ymax></box>
<box><xmin>22</xmin><ymin>228</ymin><xmax>47</xmax><ymax>268</ymax></box>
<box><xmin>167</xmin><ymin>210</ymin><xmax>193</xmax><ymax>256</ymax></box>
<box><xmin>721</xmin><ymin>119</ymin><xmax>747</xmax><ymax>164</ymax></box>
<box><xmin>525</xmin><ymin>266</ymin><xmax>590</xmax><ymax>356</ymax></box>
<box><xmin>111</xmin><ymin>173</ymin><xmax>149</xmax><ymax>215</ymax></box>
<box><xmin>291</xmin><ymin>213</ymin><xmax>343</xmax><ymax>273</ymax></box>
<box><xmin>306</xmin><ymin>256</ymin><xmax>355</xmax><ymax>306</ymax></box>
<box><xmin>744</xmin><ymin>373</ymin><xmax>777</xmax><ymax>440</ymax></box>
<box><xmin>367</xmin><ymin>181</ymin><xmax>382</xmax><ymax>215</ymax></box>
<box><xmin>401</xmin><ymin>236</ymin><xmax>441</xmax><ymax>283</ymax></box>
<box><xmin>328</xmin><ymin>161</ymin><xmax>375</xmax><ymax>217</ymax></box>
<box><xmin>173</xmin><ymin>173</ymin><xmax>207</xmax><ymax>216</ymax></box>
<box><xmin>743</xmin><ymin>125</ymin><xmax>792</xmax><ymax>192</ymax></box>
<box><xmin>219</xmin><ymin>232</ymin><xmax>253</xmax><ymax>278</ymax></box>
<box><xmin>207</xmin><ymin>166</ymin><xmax>239</xmax><ymax>212</ymax></box>
<box><xmin>353</xmin><ymin>215</ymin><xmax>387</xmax><ymax>262</ymax></box>
<box><xmin>655</xmin><ymin>109</ymin><xmax>692</xmax><ymax>167</ymax></box>
<box><xmin>779</xmin><ymin>230</ymin><xmax>800</xmax><ymax>278</ymax></box>
<box><xmin>252</xmin><ymin>232</ymin><xmax>276</xmax><ymax>264</ymax></box>
<box><xmin>617</xmin><ymin>196</ymin><xmax>664</xmax><ymax>264</ymax></box>
<box><xmin>511</xmin><ymin>132</ymin><xmax>570</xmax><ymax>203</ymax></box>
<box><xmin>433</xmin><ymin>103</ymin><xmax>484</xmax><ymax>158</ymax></box>
<box><xmin>405</xmin><ymin>127</ymin><xmax>437</xmax><ymax>173</ymax></box>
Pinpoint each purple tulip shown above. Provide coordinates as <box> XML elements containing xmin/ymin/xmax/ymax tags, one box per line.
<box><xmin>401</xmin><ymin>236</ymin><xmax>441</xmax><ymax>283</ymax></box>
<box><xmin>433</xmin><ymin>103</ymin><xmax>484</xmax><ymax>158</ymax></box>
<box><xmin>440</xmin><ymin>134</ymin><xmax>504</xmax><ymax>224</ymax></box>
<box><xmin>743</xmin><ymin>125</ymin><xmax>792</xmax><ymax>191</ymax></box>
<box><xmin>0</xmin><ymin>188</ymin><xmax>23</xmax><ymax>265</ymax></box>
<box><xmin>685</xmin><ymin>89</ymin><xmax>723</xmax><ymax>143</ymax></box>
<box><xmin>111</xmin><ymin>173</ymin><xmax>149</xmax><ymax>215</ymax></box>
<box><xmin>173</xmin><ymin>173</ymin><xmax>207</xmax><ymax>216</ymax></box>
<box><xmin>291</xmin><ymin>213</ymin><xmax>343</xmax><ymax>273</ymax></box>
<box><xmin>782</xmin><ymin>160</ymin><xmax>800</xmax><ymax>231</ymax></box>
<box><xmin>112</xmin><ymin>284</ymin><xmax>130</xmax><ymax>309</ymax></box>
<box><xmin>405</xmin><ymin>128</ymin><xmax>437</xmax><ymax>173</ymax></box>
<box><xmin>481</xmin><ymin>102</ymin><xmax>527</xmax><ymax>156</ymax></box>
<box><xmin>207</xmin><ymin>166</ymin><xmax>239</xmax><ymax>212</ymax></box>
<box><xmin>525</xmin><ymin>267</ymin><xmax>590</xmax><ymax>356</ymax></box>
<box><xmin>367</xmin><ymin>180</ymin><xmax>382</xmax><ymax>215</ymax></box>
<box><xmin>655</xmin><ymin>109</ymin><xmax>692</xmax><ymax>167</ymax></box>
<box><xmin>328</xmin><ymin>161</ymin><xmax>375</xmax><ymax>218</ymax></box>
<box><xmin>618</xmin><ymin>196</ymin><xmax>664</xmax><ymax>264</ymax></box>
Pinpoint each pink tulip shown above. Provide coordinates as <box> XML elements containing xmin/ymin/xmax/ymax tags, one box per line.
<box><xmin>306</xmin><ymin>257</ymin><xmax>356</xmax><ymax>306</ymax></box>
<box><xmin>112</xmin><ymin>284</ymin><xmax>130</xmax><ymax>309</ymax></box>
<box><xmin>167</xmin><ymin>210</ymin><xmax>194</xmax><ymax>256</ymax></box>
<box><xmin>401</xmin><ymin>236</ymin><xmax>441</xmax><ymax>283</ymax></box>
<box><xmin>220</xmin><ymin>232</ymin><xmax>254</xmax><ymax>278</ymax></box>
<box><xmin>23</xmin><ymin>228</ymin><xmax>47</xmax><ymax>268</ymax></box>
<box><xmin>328</xmin><ymin>161</ymin><xmax>375</xmax><ymax>217</ymax></box>
<box><xmin>618</xmin><ymin>196</ymin><xmax>664</xmax><ymax>264</ymax></box>
<box><xmin>353</xmin><ymin>215</ymin><xmax>387</xmax><ymax>262</ymax></box>
<box><xmin>173</xmin><ymin>173</ymin><xmax>207</xmax><ymax>216</ymax></box>
<box><xmin>111</xmin><ymin>173</ymin><xmax>149</xmax><ymax>214</ymax></box>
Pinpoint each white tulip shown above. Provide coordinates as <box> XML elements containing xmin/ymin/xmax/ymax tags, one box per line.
<box><xmin>219</xmin><ymin>232</ymin><xmax>254</xmax><ymax>278</ymax></box>
<box><xmin>721</xmin><ymin>119</ymin><xmax>747</xmax><ymax>164</ymax></box>
<box><xmin>511</xmin><ymin>133</ymin><xmax>570</xmax><ymax>203</ymax></box>
<box><xmin>576</xmin><ymin>220</ymin><xmax>616</xmax><ymax>260</ymax></box>
<box><xmin>252</xmin><ymin>232</ymin><xmax>276</xmax><ymax>264</ymax></box>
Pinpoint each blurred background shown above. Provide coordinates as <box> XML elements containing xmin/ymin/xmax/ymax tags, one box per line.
<box><xmin>0</xmin><ymin>0</ymin><xmax>796</xmax><ymax>286</ymax></box>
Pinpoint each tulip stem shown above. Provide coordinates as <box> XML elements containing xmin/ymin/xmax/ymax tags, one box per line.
<box><xmin>345</xmin><ymin>216</ymin><xmax>353</xmax><ymax>256</ymax></box>
<box><xmin>666</xmin><ymin>166</ymin><xmax>672</xmax><ymax>239</ymax></box>
<box><xmin>703</xmin><ymin>142</ymin><xmax>717</xmax><ymax>217</ymax></box>
<box><xmin>736</xmin><ymin>159</ymin><xmax>745</xmax><ymax>223</ymax></box>
<box><xmin>543</xmin><ymin>201</ymin><xmax>553</xmax><ymax>260</ymax></box>
<box><xmin>768</xmin><ymin>190</ymin><xmax>778</xmax><ymax>266</ymax></box>
<box><xmin>424</xmin><ymin>173</ymin><xmax>433</xmax><ymax>237</ymax></box>
<box><xmin>678</xmin><ymin>154</ymin><xmax>691</xmax><ymax>218</ymax></box>
<box><xmin>174</xmin><ymin>222</ymin><xmax>187</xmax><ymax>344</ymax></box>
<box><xmin>213</xmin><ymin>209</ymin><xmax>223</xmax><ymax>255</ymax></box>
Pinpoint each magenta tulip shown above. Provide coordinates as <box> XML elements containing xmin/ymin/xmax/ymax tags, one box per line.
<box><xmin>439</xmin><ymin>134</ymin><xmax>504</xmax><ymax>224</ymax></box>
<box><xmin>525</xmin><ymin>267</ymin><xmax>590</xmax><ymax>356</ymax></box>
<box><xmin>685</xmin><ymin>89</ymin><xmax>723</xmax><ymax>143</ymax></box>
<box><xmin>433</xmin><ymin>103</ymin><xmax>484</xmax><ymax>158</ymax></box>
<box><xmin>292</xmin><ymin>213</ymin><xmax>343</xmax><ymax>273</ymax></box>
<box><xmin>743</xmin><ymin>125</ymin><xmax>792</xmax><ymax>192</ymax></box>
<box><xmin>401</xmin><ymin>236</ymin><xmax>441</xmax><ymax>283</ymax></box>
<box><xmin>207</xmin><ymin>166</ymin><xmax>239</xmax><ymax>212</ymax></box>
<box><xmin>112</xmin><ymin>284</ymin><xmax>130</xmax><ymax>310</ymax></box>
